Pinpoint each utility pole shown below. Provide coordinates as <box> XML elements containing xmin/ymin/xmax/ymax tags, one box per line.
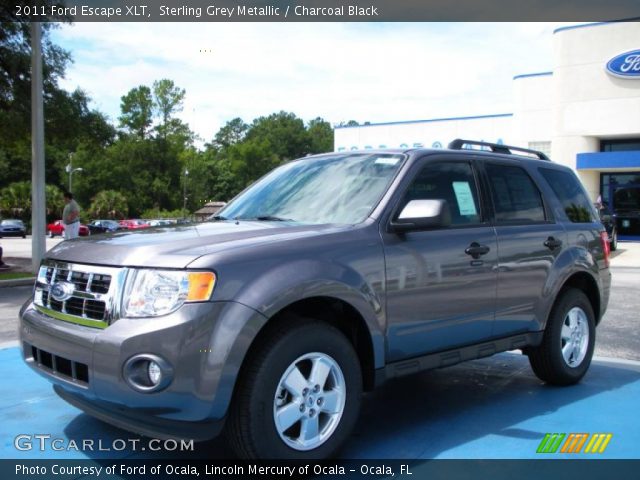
<box><xmin>66</xmin><ymin>153</ymin><xmax>83</xmax><ymax>192</ymax></box>
<box><xmin>183</xmin><ymin>169</ymin><xmax>189</xmax><ymax>219</ymax></box>
<box><xmin>31</xmin><ymin>23</ymin><xmax>46</xmax><ymax>273</ymax></box>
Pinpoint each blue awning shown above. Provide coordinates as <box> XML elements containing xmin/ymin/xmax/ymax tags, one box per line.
<box><xmin>577</xmin><ymin>151</ymin><xmax>640</xmax><ymax>170</ymax></box>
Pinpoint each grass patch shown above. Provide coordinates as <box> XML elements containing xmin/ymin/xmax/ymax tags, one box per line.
<box><xmin>0</xmin><ymin>271</ymin><xmax>34</xmax><ymax>281</ymax></box>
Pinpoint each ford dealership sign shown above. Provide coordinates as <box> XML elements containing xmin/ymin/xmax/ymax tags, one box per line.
<box><xmin>606</xmin><ymin>49</ymin><xmax>640</xmax><ymax>78</ymax></box>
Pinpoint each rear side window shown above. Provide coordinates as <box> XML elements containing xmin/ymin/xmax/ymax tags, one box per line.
<box><xmin>485</xmin><ymin>164</ymin><xmax>546</xmax><ymax>223</ymax></box>
<box><xmin>539</xmin><ymin>168</ymin><xmax>596</xmax><ymax>223</ymax></box>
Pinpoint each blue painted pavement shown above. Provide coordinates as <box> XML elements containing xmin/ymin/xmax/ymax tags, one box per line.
<box><xmin>1</xmin><ymin>347</ymin><xmax>639</xmax><ymax>460</ymax></box>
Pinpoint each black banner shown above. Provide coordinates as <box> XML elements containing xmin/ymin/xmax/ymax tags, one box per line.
<box><xmin>7</xmin><ymin>0</ymin><xmax>640</xmax><ymax>22</ymax></box>
<box><xmin>3</xmin><ymin>459</ymin><xmax>640</xmax><ymax>480</ymax></box>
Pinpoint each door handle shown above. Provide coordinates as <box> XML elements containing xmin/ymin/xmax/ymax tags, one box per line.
<box><xmin>465</xmin><ymin>242</ymin><xmax>490</xmax><ymax>259</ymax></box>
<box><xmin>544</xmin><ymin>236</ymin><xmax>563</xmax><ymax>250</ymax></box>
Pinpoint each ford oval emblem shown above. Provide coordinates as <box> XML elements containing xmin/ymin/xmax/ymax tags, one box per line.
<box><xmin>50</xmin><ymin>281</ymin><xmax>75</xmax><ymax>302</ymax></box>
<box><xmin>606</xmin><ymin>49</ymin><xmax>640</xmax><ymax>79</ymax></box>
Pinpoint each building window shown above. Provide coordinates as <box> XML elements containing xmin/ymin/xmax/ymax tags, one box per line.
<box><xmin>601</xmin><ymin>138</ymin><xmax>640</xmax><ymax>152</ymax></box>
<box><xmin>528</xmin><ymin>141</ymin><xmax>551</xmax><ymax>158</ymax></box>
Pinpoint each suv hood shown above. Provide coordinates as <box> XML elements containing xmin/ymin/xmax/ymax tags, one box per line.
<box><xmin>45</xmin><ymin>221</ymin><xmax>346</xmax><ymax>269</ymax></box>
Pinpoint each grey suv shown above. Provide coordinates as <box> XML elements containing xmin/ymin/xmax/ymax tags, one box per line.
<box><xmin>19</xmin><ymin>140</ymin><xmax>611</xmax><ymax>459</ymax></box>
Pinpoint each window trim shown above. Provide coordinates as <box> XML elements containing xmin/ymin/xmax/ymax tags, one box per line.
<box><xmin>386</xmin><ymin>156</ymin><xmax>489</xmax><ymax>232</ymax></box>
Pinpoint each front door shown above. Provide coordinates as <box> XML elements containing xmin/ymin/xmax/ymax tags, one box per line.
<box><xmin>382</xmin><ymin>159</ymin><xmax>497</xmax><ymax>362</ymax></box>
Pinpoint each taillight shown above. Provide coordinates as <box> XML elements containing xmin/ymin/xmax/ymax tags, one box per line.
<box><xmin>600</xmin><ymin>231</ymin><xmax>610</xmax><ymax>268</ymax></box>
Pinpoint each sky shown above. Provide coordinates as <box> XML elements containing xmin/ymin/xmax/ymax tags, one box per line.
<box><xmin>50</xmin><ymin>22</ymin><xmax>577</xmax><ymax>145</ymax></box>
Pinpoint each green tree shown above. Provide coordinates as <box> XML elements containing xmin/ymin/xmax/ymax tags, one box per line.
<box><xmin>118</xmin><ymin>86</ymin><xmax>153</xmax><ymax>138</ymax></box>
<box><xmin>0</xmin><ymin>181</ymin><xmax>31</xmax><ymax>218</ymax></box>
<box><xmin>307</xmin><ymin>117</ymin><xmax>334</xmax><ymax>153</ymax></box>
<box><xmin>89</xmin><ymin>190</ymin><xmax>129</xmax><ymax>219</ymax></box>
<box><xmin>211</xmin><ymin>117</ymin><xmax>248</xmax><ymax>150</ymax></box>
<box><xmin>45</xmin><ymin>184</ymin><xmax>64</xmax><ymax>220</ymax></box>
<box><xmin>1</xmin><ymin>13</ymin><xmax>114</xmax><ymax>188</ymax></box>
<box><xmin>153</xmin><ymin>79</ymin><xmax>185</xmax><ymax>138</ymax></box>
<box><xmin>245</xmin><ymin>111</ymin><xmax>310</xmax><ymax>161</ymax></box>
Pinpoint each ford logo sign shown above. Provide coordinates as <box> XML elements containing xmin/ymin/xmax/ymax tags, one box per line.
<box><xmin>606</xmin><ymin>49</ymin><xmax>640</xmax><ymax>79</ymax></box>
<box><xmin>50</xmin><ymin>281</ymin><xmax>75</xmax><ymax>302</ymax></box>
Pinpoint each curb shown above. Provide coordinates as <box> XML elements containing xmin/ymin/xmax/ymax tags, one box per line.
<box><xmin>0</xmin><ymin>277</ymin><xmax>35</xmax><ymax>288</ymax></box>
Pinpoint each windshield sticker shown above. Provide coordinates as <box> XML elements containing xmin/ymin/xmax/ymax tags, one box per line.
<box><xmin>374</xmin><ymin>157</ymin><xmax>400</xmax><ymax>165</ymax></box>
<box><xmin>452</xmin><ymin>181</ymin><xmax>477</xmax><ymax>216</ymax></box>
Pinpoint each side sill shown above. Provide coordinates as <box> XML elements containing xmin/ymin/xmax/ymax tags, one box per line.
<box><xmin>375</xmin><ymin>332</ymin><xmax>544</xmax><ymax>386</ymax></box>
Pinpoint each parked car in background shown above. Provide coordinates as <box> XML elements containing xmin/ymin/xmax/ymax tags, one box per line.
<box><xmin>47</xmin><ymin>220</ymin><xmax>89</xmax><ymax>238</ymax></box>
<box><xmin>0</xmin><ymin>219</ymin><xmax>26</xmax><ymax>238</ymax></box>
<box><xmin>119</xmin><ymin>219</ymin><xmax>150</xmax><ymax>230</ymax></box>
<box><xmin>596</xmin><ymin>203</ymin><xmax>618</xmax><ymax>251</ymax></box>
<box><xmin>87</xmin><ymin>220</ymin><xmax>123</xmax><ymax>235</ymax></box>
<box><xmin>146</xmin><ymin>219</ymin><xmax>173</xmax><ymax>227</ymax></box>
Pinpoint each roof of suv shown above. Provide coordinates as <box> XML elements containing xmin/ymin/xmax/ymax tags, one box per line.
<box><xmin>326</xmin><ymin>139</ymin><xmax>551</xmax><ymax>164</ymax></box>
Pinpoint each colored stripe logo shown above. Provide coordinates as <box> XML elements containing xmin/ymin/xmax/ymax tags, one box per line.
<box><xmin>537</xmin><ymin>433</ymin><xmax>612</xmax><ymax>454</ymax></box>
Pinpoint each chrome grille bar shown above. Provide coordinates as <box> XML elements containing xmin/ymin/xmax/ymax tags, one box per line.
<box><xmin>34</xmin><ymin>260</ymin><xmax>127</xmax><ymax>329</ymax></box>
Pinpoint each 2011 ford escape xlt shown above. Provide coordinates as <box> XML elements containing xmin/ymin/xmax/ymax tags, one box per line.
<box><xmin>20</xmin><ymin>139</ymin><xmax>611</xmax><ymax>459</ymax></box>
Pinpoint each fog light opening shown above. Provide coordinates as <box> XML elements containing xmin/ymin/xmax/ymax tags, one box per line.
<box><xmin>123</xmin><ymin>354</ymin><xmax>173</xmax><ymax>393</ymax></box>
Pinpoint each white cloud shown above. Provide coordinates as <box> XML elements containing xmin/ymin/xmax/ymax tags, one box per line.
<box><xmin>51</xmin><ymin>22</ymin><xmax>575</xmax><ymax>145</ymax></box>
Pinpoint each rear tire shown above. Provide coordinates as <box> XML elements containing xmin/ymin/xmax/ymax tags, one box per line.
<box><xmin>528</xmin><ymin>288</ymin><xmax>595</xmax><ymax>385</ymax></box>
<box><xmin>226</xmin><ymin>318</ymin><xmax>362</xmax><ymax>459</ymax></box>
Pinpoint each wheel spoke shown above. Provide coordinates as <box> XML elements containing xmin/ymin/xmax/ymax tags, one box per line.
<box><xmin>320</xmin><ymin>390</ymin><xmax>341</xmax><ymax>414</ymax></box>
<box><xmin>562</xmin><ymin>341</ymin><xmax>573</xmax><ymax>363</ymax></box>
<box><xmin>568</xmin><ymin>310</ymin><xmax>578</xmax><ymax>329</ymax></box>
<box><xmin>275</xmin><ymin>403</ymin><xmax>303</xmax><ymax>432</ymax></box>
<box><xmin>283</xmin><ymin>366</ymin><xmax>308</xmax><ymax>397</ymax></box>
<box><xmin>309</xmin><ymin>357</ymin><xmax>332</xmax><ymax>389</ymax></box>
<box><xmin>561</xmin><ymin>324</ymin><xmax>572</xmax><ymax>341</ymax></box>
<box><xmin>299</xmin><ymin>415</ymin><xmax>319</xmax><ymax>442</ymax></box>
<box><xmin>571</xmin><ymin>343</ymin><xmax>581</xmax><ymax>365</ymax></box>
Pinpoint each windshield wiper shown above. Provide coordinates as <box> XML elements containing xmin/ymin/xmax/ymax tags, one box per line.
<box><xmin>253</xmin><ymin>215</ymin><xmax>295</xmax><ymax>222</ymax></box>
<box><xmin>210</xmin><ymin>215</ymin><xmax>229</xmax><ymax>221</ymax></box>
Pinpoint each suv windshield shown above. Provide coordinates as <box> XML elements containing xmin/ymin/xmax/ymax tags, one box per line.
<box><xmin>216</xmin><ymin>153</ymin><xmax>405</xmax><ymax>225</ymax></box>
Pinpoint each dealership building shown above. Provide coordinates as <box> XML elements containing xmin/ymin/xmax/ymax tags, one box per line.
<box><xmin>334</xmin><ymin>21</ymin><xmax>640</xmax><ymax>238</ymax></box>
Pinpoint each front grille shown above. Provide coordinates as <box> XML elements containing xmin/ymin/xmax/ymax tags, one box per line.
<box><xmin>34</xmin><ymin>261</ymin><xmax>125</xmax><ymax>328</ymax></box>
<box><xmin>27</xmin><ymin>343</ymin><xmax>89</xmax><ymax>385</ymax></box>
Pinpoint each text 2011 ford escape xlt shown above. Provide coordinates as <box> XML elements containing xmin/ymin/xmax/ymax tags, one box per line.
<box><xmin>20</xmin><ymin>139</ymin><xmax>611</xmax><ymax>459</ymax></box>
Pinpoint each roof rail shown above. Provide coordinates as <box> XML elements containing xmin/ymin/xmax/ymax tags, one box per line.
<box><xmin>448</xmin><ymin>139</ymin><xmax>550</xmax><ymax>161</ymax></box>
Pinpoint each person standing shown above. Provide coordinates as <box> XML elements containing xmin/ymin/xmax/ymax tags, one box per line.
<box><xmin>62</xmin><ymin>191</ymin><xmax>81</xmax><ymax>240</ymax></box>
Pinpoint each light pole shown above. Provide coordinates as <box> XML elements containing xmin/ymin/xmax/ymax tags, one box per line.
<box><xmin>183</xmin><ymin>169</ymin><xmax>189</xmax><ymax>219</ymax></box>
<box><xmin>65</xmin><ymin>154</ymin><xmax>83</xmax><ymax>192</ymax></box>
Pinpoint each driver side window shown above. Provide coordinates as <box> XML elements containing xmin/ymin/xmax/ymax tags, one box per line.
<box><xmin>401</xmin><ymin>161</ymin><xmax>482</xmax><ymax>226</ymax></box>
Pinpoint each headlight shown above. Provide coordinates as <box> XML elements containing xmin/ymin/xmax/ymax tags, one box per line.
<box><xmin>122</xmin><ymin>269</ymin><xmax>216</xmax><ymax>317</ymax></box>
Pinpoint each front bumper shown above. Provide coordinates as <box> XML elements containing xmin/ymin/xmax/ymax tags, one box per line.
<box><xmin>19</xmin><ymin>299</ymin><xmax>267</xmax><ymax>440</ymax></box>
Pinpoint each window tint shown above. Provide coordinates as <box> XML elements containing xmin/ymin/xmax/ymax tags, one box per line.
<box><xmin>401</xmin><ymin>162</ymin><xmax>481</xmax><ymax>226</ymax></box>
<box><xmin>540</xmin><ymin>168</ymin><xmax>596</xmax><ymax>223</ymax></box>
<box><xmin>486</xmin><ymin>164</ymin><xmax>545</xmax><ymax>223</ymax></box>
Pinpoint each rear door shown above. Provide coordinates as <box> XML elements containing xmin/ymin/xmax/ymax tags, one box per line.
<box><xmin>382</xmin><ymin>157</ymin><xmax>498</xmax><ymax>361</ymax></box>
<box><xmin>481</xmin><ymin>160</ymin><xmax>566</xmax><ymax>336</ymax></box>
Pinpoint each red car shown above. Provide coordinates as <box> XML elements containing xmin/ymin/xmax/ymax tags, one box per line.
<box><xmin>47</xmin><ymin>220</ymin><xmax>90</xmax><ymax>238</ymax></box>
<box><xmin>118</xmin><ymin>219</ymin><xmax>150</xmax><ymax>230</ymax></box>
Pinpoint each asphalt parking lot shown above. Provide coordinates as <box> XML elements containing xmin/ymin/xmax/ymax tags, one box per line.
<box><xmin>0</xmin><ymin>238</ymin><xmax>639</xmax><ymax>461</ymax></box>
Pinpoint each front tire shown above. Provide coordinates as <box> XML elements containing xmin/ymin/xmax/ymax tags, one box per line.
<box><xmin>227</xmin><ymin>318</ymin><xmax>362</xmax><ymax>459</ymax></box>
<box><xmin>528</xmin><ymin>288</ymin><xmax>595</xmax><ymax>385</ymax></box>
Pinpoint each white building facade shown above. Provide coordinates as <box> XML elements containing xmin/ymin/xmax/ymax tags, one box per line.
<box><xmin>334</xmin><ymin>21</ymin><xmax>640</xmax><ymax>238</ymax></box>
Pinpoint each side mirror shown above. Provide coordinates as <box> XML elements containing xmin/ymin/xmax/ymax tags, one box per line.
<box><xmin>389</xmin><ymin>199</ymin><xmax>451</xmax><ymax>233</ymax></box>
